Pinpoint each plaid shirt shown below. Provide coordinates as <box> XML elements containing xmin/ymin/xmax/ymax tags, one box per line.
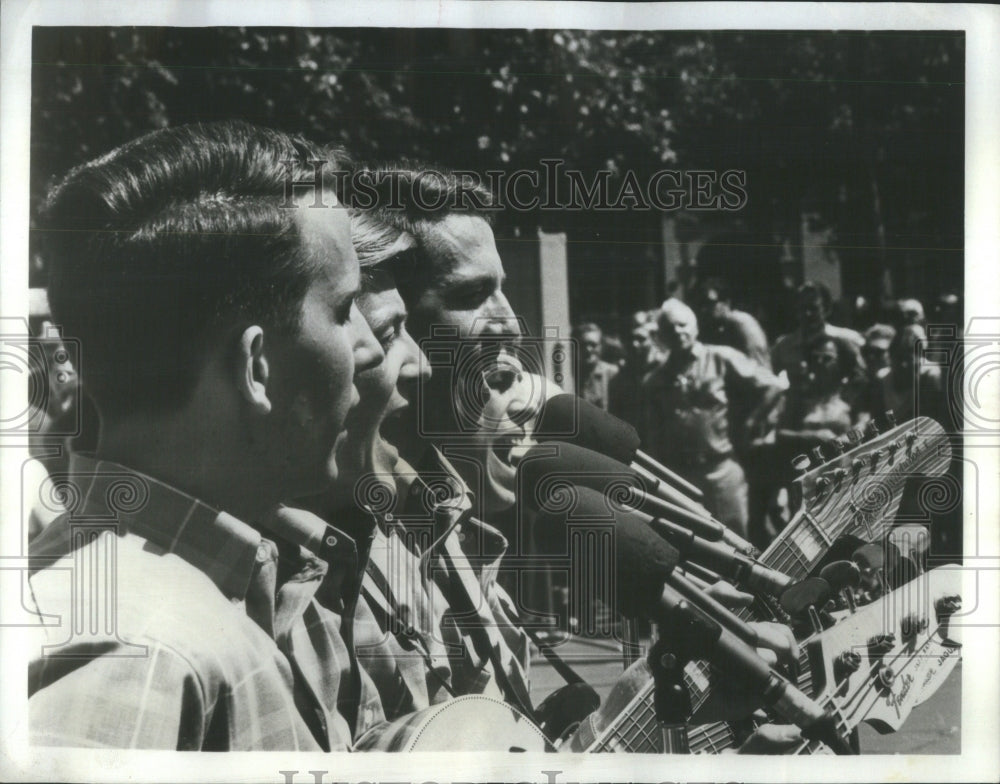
<box><xmin>382</xmin><ymin>450</ymin><xmax>533</xmax><ymax>714</ymax></box>
<box><xmin>312</xmin><ymin>468</ymin><xmax>533</xmax><ymax>722</ymax></box>
<box><xmin>27</xmin><ymin>455</ymin><xmax>384</xmax><ymax>750</ymax></box>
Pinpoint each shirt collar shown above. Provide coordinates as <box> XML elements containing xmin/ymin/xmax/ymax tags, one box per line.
<box><xmin>51</xmin><ymin>453</ymin><xmax>263</xmax><ymax>602</ymax></box>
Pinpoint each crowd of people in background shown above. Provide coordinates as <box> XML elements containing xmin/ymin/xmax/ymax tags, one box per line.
<box><xmin>29</xmin><ymin>274</ymin><xmax>961</xmax><ymax>557</ymax></box>
<box><xmin>574</xmin><ymin>280</ymin><xmax>958</xmax><ymax>552</ymax></box>
<box><xmin>15</xmin><ymin>109</ymin><xmax>966</xmax><ymax>755</ymax></box>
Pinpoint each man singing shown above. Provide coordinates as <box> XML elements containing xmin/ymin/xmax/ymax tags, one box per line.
<box><xmin>28</xmin><ymin>121</ymin><xmax>386</xmax><ymax>749</ymax></box>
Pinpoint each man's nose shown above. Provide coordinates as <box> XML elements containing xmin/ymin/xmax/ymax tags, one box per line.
<box><xmin>480</xmin><ymin>292</ymin><xmax>520</xmax><ymax>337</ymax></box>
<box><xmin>399</xmin><ymin>329</ymin><xmax>432</xmax><ymax>382</ymax></box>
<box><xmin>351</xmin><ymin>303</ymin><xmax>384</xmax><ymax>374</ymax></box>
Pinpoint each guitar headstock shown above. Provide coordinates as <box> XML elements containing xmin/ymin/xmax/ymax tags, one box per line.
<box><xmin>804</xmin><ymin>565</ymin><xmax>962</xmax><ymax>737</ymax></box>
<box><xmin>791</xmin><ymin>416</ymin><xmax>952</xmax><ymax>546</ymax></box>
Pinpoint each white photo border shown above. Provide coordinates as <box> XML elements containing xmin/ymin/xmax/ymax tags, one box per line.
<box><xmin>2</xmin><ymin>2</ymin><xmax>997</xmax><ymax>782</ymax></box>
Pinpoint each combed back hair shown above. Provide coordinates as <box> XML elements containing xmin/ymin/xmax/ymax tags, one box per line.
<box><xmin>43</xmin><ymin>120</ymin><xmax>346</xmax><ymax>417</ymax></box>
<box><xmin>350</xmin><ymin>209</ymin><xmax>417</xmax><ymax>280</ymax></box>
<box><xmin>350</xmin><ymin>163</ymin><xmax>496</xmax><ymax>234</ymax></box>
<box><xmin>346</xmin><ymin>163</ymin><xmax>496</xmax><ymax>296</ymax></box>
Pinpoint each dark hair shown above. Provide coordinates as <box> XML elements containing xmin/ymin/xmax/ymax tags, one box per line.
<box><xmin>43</xmin><ymin>120</ymin><xmax>346</xmax><ymax>417</ymax></box>
<box><xmin>797</xmin><ymin>280</ymin><xmax>833</xmax><ymax>309</ymax></box>
<box><xmin>344</xmin><ymin>163</ymin><xmax>496</xmax><ymax>295</ymax></box>
<box><xmin>349</xmin><ymin>162</ymin><xmax>496</xmax><ymax>233</ymax></box>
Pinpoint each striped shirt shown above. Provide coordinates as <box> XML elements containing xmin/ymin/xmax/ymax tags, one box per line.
<box><xmin>387</xmin><ymin>450</ymin><xmax>533</xmax><ymax>713</ymax></box>
<box><xmin>27</xmin><ymin>455</ymin><xmax>384</xmax><ymax>750</ymax></box>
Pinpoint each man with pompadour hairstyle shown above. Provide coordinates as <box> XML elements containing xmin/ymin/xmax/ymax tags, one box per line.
<box><xmin>29</xmin><ymin>120</ymin><xmax>388</xmax><ymax>750</ymax></box>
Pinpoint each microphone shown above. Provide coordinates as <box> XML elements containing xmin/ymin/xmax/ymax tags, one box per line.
<box><xmin>519</xmin><ymin>441</ymin><xmax>750</xmax><ymax>550</ymax></box>
<box><xmin>534</xmin><ymin>394</ymin><xmax>706</xmax><ymax>506</ymax></box>
<box><xmin>521</xmin><ymin>464</ymin><xmax>791</xmax><ymax>597</ymax></box>
<box><xmin>649</xmin><ymin>517</ymin><xmax>793</xmax><ymax>597</ymax></box>
<box><xmin>532</xmin><ymin>486</ymin><xmax>845</xmax><ymax>746</ymax></box>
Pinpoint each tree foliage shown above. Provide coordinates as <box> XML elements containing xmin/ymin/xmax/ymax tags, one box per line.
<box><xmin>31</xmin><ymin>27</ymin><xmax>963</xmax><ymax>303</ymax></box>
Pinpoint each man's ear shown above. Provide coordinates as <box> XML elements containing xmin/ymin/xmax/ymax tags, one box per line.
<box><xmin>237</xmin><ymin>326</ymin><xmax>271</xmax><ymax>415</ymax></box>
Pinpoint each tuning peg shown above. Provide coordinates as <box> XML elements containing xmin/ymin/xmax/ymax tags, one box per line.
<box><xmin>821</xmin><ymin>560</ymin><xmax>862</xmax><ymax>613</ymax></box>
<box><xmin>864</xmin><ymin>420</ymin><xmax>880</xmax><ymax>440</ymax></box>
<box><xmin>846</xmin><ymin>427</ymin><xmax>864</xmax><ymax>445</ymax></box>
<box><xmin>935</xmin><ymin>595</ymin><xmax>962</xmax><ymax>618</ymax></box>
<box><xmin>885</xmin><ymin>410</ymin><xmax>897</xmax><ymax>427</ymax></box>
<box><xmin>831</xmin><ymin>439</ymin><xmax>847</xmax><ymax>455</ymax></box>
<box><xmin>810</xmin><ymin>445</ymin><xmax>825</xmax><ymax>464</ymax></box>
<box><xmin>791</xmin><ymin>454</ymin><xmax>811</xmax><ymax>475</ymax></box>
<box><xmin>935</xmin><ymin>595</ymin><xmax>963</xmax><ymax>648</ymax></box>
<box><xmin>835</xmin><ymin>650</ymin><xmax>862</xmax><ymax>680</ymax></box>
<box><xmin>901</xmin><ymin>613</ymin><xmax>929</xmax><ymax>640</ymax></box>
<box><xmin>867</xmin><ymin>632</ymin><xmax>896</xmax><ymax>658</ymax></box>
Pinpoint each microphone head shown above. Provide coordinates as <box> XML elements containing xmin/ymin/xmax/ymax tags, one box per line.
<box><xmin>518</xmin><ymin>441</ymin><xmax>655</xmax><ymax>513</ymax></box>
<box><xmin>531</xmin><ymin>484</ymin><xmax>679</xmax><ymax>620</ymax></box>
<box><xmin>534</xmin><ymin>394</ymin><xmax>641</xmax><ymax>465</ymax></box>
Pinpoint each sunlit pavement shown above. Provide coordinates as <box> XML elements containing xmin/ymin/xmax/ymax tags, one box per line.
<box><xmin>529</xmin><ymin>637</ymin><xmax>961</xmax><ymax>754</ymax></box>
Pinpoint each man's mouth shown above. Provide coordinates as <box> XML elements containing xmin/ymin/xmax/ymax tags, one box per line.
<box><xmin>490</xmin><ymin>426</ymin><xmax>534</xmax><ymax>469</ymax></box>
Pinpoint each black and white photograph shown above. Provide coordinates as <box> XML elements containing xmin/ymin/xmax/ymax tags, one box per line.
<box><xmin>1</xmin><ymin>2</ymin><xmax>997</xmax><ymax>782</ymax></box>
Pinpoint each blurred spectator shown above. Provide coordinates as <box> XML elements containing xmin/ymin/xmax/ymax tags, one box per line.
<box><xmin>609</xmin><ymin>310</ymin><xmax>662</xmax><ymax>429</ymax></box>
<box><xmin>853</xmin><ymin>295</ymin><xmax>876</xmax><ymax>331</ymax></box>
<box><xmin>640</xmin><ymin>299</ymin><xmax>783</xmax><ymax>538</ymax></box>
<box><xmin>862</xmin><ymin>323</ymin><xmax>897</xmax><ymax>379</ymax></box>
<box><xmin>930</xmin><ymin>292</ymin><xmax>962</xmax><ymax>332</ymax></box>
<box><xmin>752</xmin><ymin>335</ymin><xmax>860</xmax><ymax>542</ymax></box>
<box><xmin>776</xmin><ymin>335</ymin><xmax>857</xmax><ymax>450</ymax></box>
<box><xmin>856</xmin><ymin>323</ymin><xmax>897</xmax><ymax>425</ymax></box>
<box><xmin>693</xmin><ymin>276</ymin><xmax>772</xmax><ymax>370</ymax></box>
<box><xmin>573</xmin><ymin>322</ymin><xmax>618</xmax><ymax>411</ymax></box>
<box><xmin>632</xmin><ymin>309</ymin><xmax>666</xmax><ymax>369</ymax></box>
<box><xmin>896</xmin><ymin>298</ymin><xmax>926</xmax><ymax>329</ymax></box>
<box><xmin>772</xmin><ymin>281</ymin><xmax>867</xmax><ymax>409</ymax></box>
<box><xmin>601</xmin><ymin>332</ymin><xmax>627</xmax><ymax>370</ymax></box>
<box><xmin>878</xmin><ymin>325</ymin><xmax>958</xmax><ymax>555</ymax></box>
<box><xmin>875</xmin><ymin>324</ymin><xmax>945</xmax><ymax>424</ymax></box>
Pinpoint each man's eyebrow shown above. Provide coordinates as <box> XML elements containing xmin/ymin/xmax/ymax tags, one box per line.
<box><xmin>337</xmin><ymin>283</ymin><xmax>362</xmax><ymax>302</ymax></box>
<box><xmin>439</xmin><ymin>268</ymin><xmax>500</xmax><ymax>287</ymax></box>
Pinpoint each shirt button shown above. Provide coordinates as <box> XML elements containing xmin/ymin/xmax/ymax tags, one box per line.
<box><xmin>255</xmin><ymin>541</ymin><xmax>274</xmax><ymax>563</ymax></box>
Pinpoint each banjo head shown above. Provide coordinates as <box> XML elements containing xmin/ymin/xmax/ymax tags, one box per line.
<box><xmin>354</xmin><ymin>695</ymin><xmax>552</xmax><ymax>752</ymax></box>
